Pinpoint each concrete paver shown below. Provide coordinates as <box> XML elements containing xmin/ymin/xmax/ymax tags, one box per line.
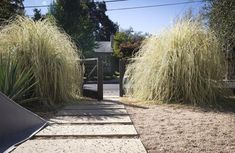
<box><xmin>74</xmin><ymin>100</ymin><xmax>122</xmax><ymax>105</ymax></box>
<box><xmin>64</xmin><ymin>104</ymin><xmax>125</xmax><ymax>109</ymax></box>
<box><xmin>36</xmin><ymin>124</ymin><xmax>138</xmax><ymax>136</ymax></box>
<box><xmin>49</xmin><ymin>116</ymin><xmax>132</xmax><ymax>124</ymax></box>
<box><xmin>57</xmin><ymin>109</ymin><xmax>128</xmax><ymax>116</ymax></box>
<box><xmin>13</xmin><ymin>139</ymin><xmax>146</xmax><ymax>153</ymax></box>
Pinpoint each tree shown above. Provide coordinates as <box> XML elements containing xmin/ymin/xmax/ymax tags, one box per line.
<box><xmin>49</xmin><ymin>0</ymin><xmax>96</xmax><ymax>57</ymax></box>
<box><xmin>49</xmin><ymin>0</ymin><xmax>118</xmax><ymax>57</ymax></box>
<box><xmin>113</xmin><ymin>28</ymin><xmax>149</xmax><ymax>58</ymax></box>
<box><xmin>87</xmin><ymin>2</ymin><xmax>118</xmax><ymax>41</ymax></box>
<box><xmin>33</xmin><ymin>8</ymin><xmax>42</xmax><ymax>21</ymax></box>
<box><xmin>0</xmin><ymin>0</ymin><xmax>24</xmax><ymax>24</ymax></box>
<box><xmin>204</xmin><ymin>0</ymin><xmax>235</xmax><ymax>51</ymax></box>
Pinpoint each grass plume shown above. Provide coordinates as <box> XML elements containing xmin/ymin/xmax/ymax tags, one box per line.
<box><xmin>125</xmin><ymin>20</ymin><xmax>229</xmax><ymax>106</ymax></box>
<box><xmin>0</xmin><ymin>16</ymin><xmax>83</xmax><ymax>105</ymax></box>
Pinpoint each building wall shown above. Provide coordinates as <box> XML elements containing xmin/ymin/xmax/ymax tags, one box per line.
<box><xmin>95</xmin><ymin>52</ymin><xmax>118</xmax><ymax>76</ymax></box>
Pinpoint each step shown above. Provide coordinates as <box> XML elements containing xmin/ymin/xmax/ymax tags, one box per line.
<box><xmin>77</xmin><ymin>100</ymin><xmax>122</xmax><ymax>105</ymax></box>
<box><xmin>57</xmin><ymin>109</ymin><xmax>128</xmax><ymax>116</ymax></box>
<box><xmin>13</xmin><ymin>139</ymin><xmax>147</xmax><ymax>153</ymax></box>
<box><xmin>36</xmin><ymin>124</ymin><xmax>138</xmax><ymax>137</ymax></box>
<box><xmin>49</xmin><ymin>116</ymin><xmax>132</xmax><ymax>124</ymax></box>
<box><xmin>64</xmin><ymin>104</ymin><xmax>125</xmax><ymax>110</ymax></box>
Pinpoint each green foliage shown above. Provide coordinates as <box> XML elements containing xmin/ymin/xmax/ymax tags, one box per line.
<box><xmin>49</xmin><ymin>1</ymin><xmax>118</xmax><ymax>57</ymax></box>
<box><xmin>113</xmin><ymin>32</ymin><xmax>128</xmax><ymax>58</ymax></box>
<box><xmin>113</xmin><ymin>28</ymin><xmax>147</xmax><ymax>58</ymax></box>
<box><xmin>87</xmin><ymin>1</ymin><xmax>118</xmax><ymax>41</ymax></box>
<box><xmin>204</xmin><ymin>0</ymin><xmax>235</xmax><ymax>51</ymax></box>
<box><xmin>126</xmin><ymin>20</ymin><xmax>229</xmax><ymax>106</ymax></box>
<box><xmin>49</xmin><ymin>0</ymin><xmax>95</xmax><ymax>57</ymax></box>
<box><xmin>33</xmin><ymin>8</ymin><xmax>42</xmax><ymax>21</ymax></box>
<box><xmin>0</xmin><ymin>56</ymin><xmax>37</xmax><ymax>103</ymax></box>
<box><xmin>0</xmin><ymin>16</ymin><xmax>83</xmax><ymax>105</ymax></box>
<box><xmin>0</xmin><ymin>0</ymin><xmax>24</xmax><ymax>24</ymax></box>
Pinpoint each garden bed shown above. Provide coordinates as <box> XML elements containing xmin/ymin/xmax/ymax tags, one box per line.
<box><xmin>122</xmin><ymin>98</ymin><xmax>235</xmax><ymax>153</ymax></box>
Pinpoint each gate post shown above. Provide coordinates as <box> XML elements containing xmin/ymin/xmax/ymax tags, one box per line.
<box><xmin>97</xmin><ymin>57</ymin><xmax>103</xmax><ymax>100</ymax></box>
<box><xmin>119</xmin><ymin>59</ymin><xmax>125</xmax><ymax>97</ymax></box>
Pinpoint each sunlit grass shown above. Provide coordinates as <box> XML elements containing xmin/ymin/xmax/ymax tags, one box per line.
<box><xmin>0</xmin><ymin>16</ymin><xmax>83</xmax><ymax>105</ymax></box>
<box><xmin>125</xmin><ymin>20</ymin><xmax>230</xmax><ymax>106</ymax></box>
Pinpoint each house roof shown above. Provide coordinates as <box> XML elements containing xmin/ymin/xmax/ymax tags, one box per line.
<box><xmin>94</xmin><ymin>41</ymin><xmax>113</xmax><ymax>53</ymax></box>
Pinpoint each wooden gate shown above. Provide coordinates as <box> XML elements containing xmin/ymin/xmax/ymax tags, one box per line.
<box><xmin>80</xmin><ymin>58</ymin><xmax>103</xmax><ymax>100</ymax></box>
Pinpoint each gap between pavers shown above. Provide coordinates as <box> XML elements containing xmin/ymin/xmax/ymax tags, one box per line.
<box><xmin>12</xmin><ymin>138</ymin><xmax>147</xmax><ymax>153</ymax></box>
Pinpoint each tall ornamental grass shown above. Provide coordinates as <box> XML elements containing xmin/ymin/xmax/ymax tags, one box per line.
<box><xmin>0</xmin><ymin>16</ymin><xmax>83</xmax><ymax>105</ymax></box>
<box><xmin>0</xmin><ymin>56</ymin><xmax>37</xmax><ymax>103</ymax></box>
<box><xmin>125</xmin><ymin>20</ymin><xmax>229</xmax><ymax>106</ymax></box>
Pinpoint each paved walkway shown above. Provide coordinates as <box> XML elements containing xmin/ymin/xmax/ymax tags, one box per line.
<box><xmin>84</xmin><ymin>84</ymin><xmax>120</xmax><ymax>97</ymax></box>
<box><xmin>13</xmin><ymin>97</ymin><xmax>147</xmax><ymax>153</ymax></box>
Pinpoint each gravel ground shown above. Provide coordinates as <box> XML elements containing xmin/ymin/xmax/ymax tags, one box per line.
<box><xmin>124</xmin><ymin>99</ymin><xmax>235</xmax><ymax>153</ymax></box>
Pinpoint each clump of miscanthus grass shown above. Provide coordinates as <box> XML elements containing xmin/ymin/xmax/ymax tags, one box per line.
<box><xmin>0</xmin><ymin>55</ymin><xmax>37</xmax><ymax>103</ymax></box>
<box><xmin>125</xmin><ymin>20</ymin><xmax>230</xmax><ymax>106</ymax></box>
<box><xmin>0</xmin><ymin>16</ymin><xmax>83</xmax><ymax>105</ymax></box>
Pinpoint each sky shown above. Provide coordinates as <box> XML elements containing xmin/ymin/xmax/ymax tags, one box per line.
<box><xmin>23</xmin><ymin>0</ymin><xmax>205</xmax><ymax>34</ymax></box>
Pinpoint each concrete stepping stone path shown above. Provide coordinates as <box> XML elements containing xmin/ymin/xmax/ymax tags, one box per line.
<box><xmin>13</xmin><ymin>98</ymin><xmax>147</xmax><ymax>153</ymax></box>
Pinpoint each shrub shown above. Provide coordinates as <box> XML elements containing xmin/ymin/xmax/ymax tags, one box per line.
<box><xmin>0</xmin><ymin>55</ymin><xmax>37</xmax><ymax>103</ymax></box>
<box><xmin>204</xmin><ymin>0</ymin><xmax>235</xmax><ymax>51</ymax></box>
<box><xmin>0</xmin><ymin>16</ymin><xmax>83</xmax><ymax>105</ymax></box>
<box><xmin>125</xmin><ymin>20</ymin><xmax>229</xmax><ymax>106</ymax></box>
<box><xmin>113</xmin><ymin>29</ymin><xmax>147</xmax><ymax>58</ymax></box>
